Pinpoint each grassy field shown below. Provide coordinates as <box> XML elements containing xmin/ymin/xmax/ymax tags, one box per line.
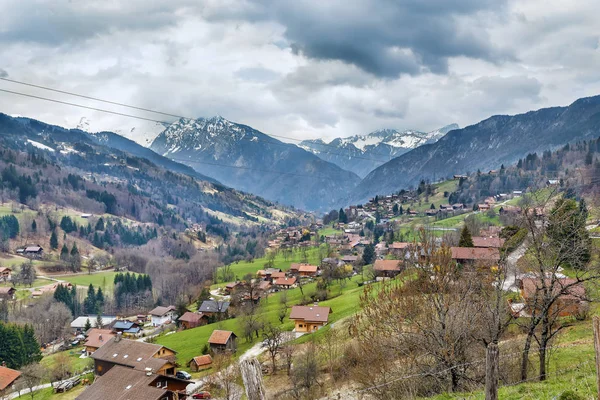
<box><xmin>318</xmin><ymin>226</ymin><xmax>343</xmax><ymax>237</ymax></box>
<box><xmin>40</xmin><ymin>346</ymin><xmax>93</xmax><ymax>373</ymax></box>
<box><xmin>14</xmin><ymin>385</ymin><xmax>87</xmax><ymax>400</ymax></box>
<box><xmin>59</xmin><ymin>271</ymin><xmax>135</xmax><ymax>292</ymax></box>
<box><xmin>158</xmin><ymin>275</ymin><xmax>370</xmax><ymax>371</ymax></box>
<box><xmin>216</xmin><ymin>246</ymin><xmax>324</xmax><ymax>283</ymax></box>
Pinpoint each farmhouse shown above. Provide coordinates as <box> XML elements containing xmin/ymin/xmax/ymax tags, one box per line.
<box><xmin>0</xmin><ymin>287</ymin><xmax>16</xmax><ymax>301</ymax></box>
<box><xmin>274</xmin><ymin>276</ymin><xmax>297</xmax><ymax>289</ymax></box>
<box><xmin>0</xmin><ymin>267</ymin><xmax>11</xmax><ymax>282</ymax></box>
<box><xmin>450</xmin><ymin>247</ymin><xmax>500</xmax><ymax>265</ymax></box>
<box><xmin>77</xmin><ymin>364</ymin><xmax>190</xmax><ymax>400</ymax></box>
<box><xmin>91</xmin><ymin>334</ymin><xmax>177</xmax><ymax>377</ymax></box>
<box><xmin>197</xmin><ymin>300</ymin><xmax>230</xmax><ymax>317</ymax></box>
<box><xmin>472</xmin><ymin>237</ymin><xmax>505</xmax><ymax>248</ymax></box>
<box><xmin>177</xmin><ymin>312</ymin><xmax>208</xmax><ymax>330</ymax></box>
<box><xmin>83</xmin><ymin>329</ymin><xmax>116</xmax><ymax>356</ymax></box>
<box><xmin>298</xmin><ymin>264</ymin><xmax>319</xmax><ymax>277</ymax></box>
<box><xmin>208</xmin><ymin>330</ymin><xmax>237</xmax><ymax>353</ymax></box>
<box><xmin>373</xmin><ymin>259</ymin><xmax>403</xmax><ymax>278</ymax></box>
<box><xmin>149</xmin><ymin>305</ymin><xmax>177</xmax><ymax>327</ymax></box>
<box><xmin>289</xmin><ymin>305</ymin><xmax>332</xmax><ymax>333</ymax></box>
<box><xmin>111</xmin><ymin>320</ymin><xmax>142</xmax><ymax>336</ymax></box>
<box><xmin>188</xmin><ymin>355</ymin><xmax>213</xmax><ymax>372</ymax></box>
<box><xmin>23</xmin><ymin>245</ymin><xmax>43</xmax><ymax>258</ymax></box>
<box><xmin>70</xmin><ymin>315</ymin><xmax>117</xmax><ymax>332</ymax></box>
<box><xmin>519</xmin><ymin>277</ymin><xmax>588</xmax><ymax>318</ymax></box>
<box><xmin>0</xmin><ymin>365</ymin><xmax>21</xmax><ymax>395</ymax></box>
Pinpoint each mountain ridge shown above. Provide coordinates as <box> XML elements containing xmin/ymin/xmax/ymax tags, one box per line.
<box><xmin>298</xmin><ymin>124</ymin><xmax>458</xmax><ymax>177</ymax></box>
<box><xmin>348</xmin><ymin>95</ymin><xmax>600</xmax><ymax>205</ymax></box>
<box><xmin>150</xmin><ymin>116</ymin><xmax>361</xmax><ymax>211</ymax></box>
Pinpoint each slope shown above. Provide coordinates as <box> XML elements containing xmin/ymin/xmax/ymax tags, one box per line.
<box><xmin>150</xmin><ymin>116</ymin><xmax>361</xmax><ymax>211</ymax></box>
<box><xmin>350</xmin><ymin>95</ymin><xmax>600</xmax><ymax>204</ymax></box>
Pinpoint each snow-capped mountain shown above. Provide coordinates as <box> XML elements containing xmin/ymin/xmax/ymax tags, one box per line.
<box><xmin>299</xmin><ymin>124</ymin><xmax>458</xmax><ymax>178</ymax></box>
<box><xmin>150</xmin><ymin>116</ymin><xmax>360</xmax><ymax>211</ymax></box>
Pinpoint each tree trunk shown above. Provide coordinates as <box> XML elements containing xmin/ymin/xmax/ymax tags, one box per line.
<box><xmin>240</xmin><ymin>358</ymin><xmax>267</xmax><ymax>400</ymax></box>
<box><xmin>485</xmin><ymin>343</ymin><xmax>499</xmax><ymax>400</ymax></box>
<box><xmin>539</xmin><ymin>315</ymin><xmax>550</xmax><ymax>381</ymax></box>
<box><xmin>521</xmin><ymin>331</ymin><xmax>534</xmax><ymax>381</ymax></box>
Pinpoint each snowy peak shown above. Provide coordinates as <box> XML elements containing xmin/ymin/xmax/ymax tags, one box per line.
<box><xmin>298</xmin><ymin>124</ymin><xmax>457</xmax><ymax>177</ymax></box>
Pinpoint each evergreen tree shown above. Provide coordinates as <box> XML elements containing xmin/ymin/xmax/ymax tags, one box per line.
<box><xmin>21</xmin><ymin>324</ymin><xmax>41</xmax><ymax>365</ymax></box>
<box><xmin>430</xmin><ymin>203</ymin><xmax>435</xmax><ymax>210</ymax></box>
<box><xmin>362</xmin><ymin>244</ymin><xmax>375</xmax><ymax>265</ymax></box>
<box><xmin>70</xmin><ymin>285</ymin><xmax>80</xmax><ymax>316</ymax></box>
<box><xmin>458</xmin><ymin>225</ymin><xmax>474</xmax><ymax>247</ymax></box>
<box><xmin>398</xmin><ymin>205</ymin><xmax>403</xmax><ymax>215</ymax></box>
<box><xmin>31</xmin><ymin>219</ymin><xmax>37</xmax><ymax>232</ymax></box>
<box><xmin>50</xmin><ymin>230</ymin><xmax>58</xmax><ymax>250</ymax></box>
<box><xmin>95</xmin><ymin>314</ymin><xmax>103</xmax><ymax>328</ymax></box>
<box><xmin>60</xmin><ymin>244</ymin><xmax>69</xmax><ymax>261</ymax></box>
<box><xmin>96</xmin><ymin>287</ymin><xmax>105</xmax><ymax>312</ymax></box>
<box><xmin>70</xmin><ymin>243</ymin><xmax>79</xmax><ymax>256</ymax></box>
<box><xmin>338</xmin><ymin>208</ymin><xmax>347</xmax><ymax>224</ymax></box>
<box><xmin>84</xmin><ymin>284</ymin><xmax>97</xmax><ymax>315</ymax></box>
<box><xmin>547</xmin><ymin>197</ymin><xmax>591</xmax><ymax>269</ymax></box>
<box><xmin>84</xmin><ymin>318</ymin><xmax>92</xmax><ymax>332</ymax></box>
<box><xmin>95</xmin><ymin>218</ymin><xmax>105</xmax><ymax>231</ymax></box>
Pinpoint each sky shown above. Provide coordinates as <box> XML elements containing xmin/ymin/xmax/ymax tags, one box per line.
<box><xmin>1</xmin><ymin>0</ymin><xmax>600</xmax><ymax>145</ymax></box>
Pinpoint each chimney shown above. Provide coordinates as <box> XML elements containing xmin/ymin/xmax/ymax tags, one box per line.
<box><xmin>115</xmin><ymin>332</ymin><xmax>122</xmax><ymax>342</ymax></box>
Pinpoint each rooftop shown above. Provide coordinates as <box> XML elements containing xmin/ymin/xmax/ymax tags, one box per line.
<box><xmin>450</xmin><ymin>247</ymin><xmax>500</xmax><ymax>261</ymax></box>
<box><xmin>208</xmin><ymin>330</ymin><xmax>236</xmax><ymax>345</ymax></box>
<box><xmin>289</xmin><ymin>305</ymin><xmax>331</xmax><ymax>323</ymax></box>
<box><xmin>0</xmin><ymin>366</ymin><xmax>21</xmax><ymax>391</ymax></box>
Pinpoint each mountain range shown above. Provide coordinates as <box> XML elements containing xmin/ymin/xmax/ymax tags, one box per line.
<box><xmin>298</xmin><ymin>124</ymin><xmax>458</xmax><ymax>178</ymax></box>
<box><xmin>349</xmin><ymin>95</ymin><xmax>600</xmax><ymax>204</ymax></box>
<box><xmin>150</xmin><ymin>116</ymin><xmax>360</xmax><ymax>211</ymax></box>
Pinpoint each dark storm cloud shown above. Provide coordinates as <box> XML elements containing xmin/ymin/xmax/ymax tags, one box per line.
<box><xmin>214</xmin><ymin>0</ymin><xmax>512</xmax><ymax>78</ymax></box>
<box><xmin>0</xmin><ymin>1</ymin><xmax>195</xmax><ymax>45</ymax></box>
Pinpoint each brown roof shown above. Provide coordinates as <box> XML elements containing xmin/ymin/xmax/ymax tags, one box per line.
<box><xmin>521</xmin><ymin>277</ymin><xmax>586</xmax><ymax>301</ymax></box>
<box><xmin>148</xmin><ymin>305</ymin><xmax>176</xmax><ymax>317</ymax></box>
<box><xmin>298</xmin><ymin>265</ymin><xmax>318</xmax><ymax>273</ymax></box>
<box><xmin>451</xmin><ymin>247</ymin><xmax>500</xmax><ymax>261</ymax></box>
<box><xmin>270</xmin><ymin>272</ymin><xmax>286</xmax><ymax>279</ymax></box>
<box><xmin>84</xmin><ymin>329</ymin><xmax>116</xmax><ymax>350</ymax></box>
<box><xmin>0</xmin><ymin>287</ymin><xmax>15</xmax><ymax>295</ymax></box>
<box><xmin>373</xmin><ymin>259</ymin><xmax>401</xmax><ymax>272</ymax></box>
<box><xmin>472</xmin><ymin>237</ymin><xmax>505</xmax><ymax>248</ymax></box>
<box><xmin>0</xmin><ymin>366</ymin><xmax>21</xmax><ymax>391</ymax></box>
<box><xmin>289</xmin><ymin>305</ymin><xmax>331</xmax><ymax>323</ymax></box>
<box><xmin>289</xmin><ymin>263</ymin><xmax>302</xmax><ymax>272</ymax></box>
<box><xmin>91</xmin><ymin>337</ymin><xmax>174</xmax><ymax>369</ymax></box>
<box><xmin>0</xmin><ymin>267</ymin><xmax>11</xmax><ymax>273</ymax></box>
<box><xmin>274</xmin><ymin>276</ymin><xmax>297</xmax><ymax>286</ymax></box>
<box><xmin>341</xmin><ymin>255</ymin><xmax>358</xmax><ymax>262</ymax></box>
<box><xmin>390</xmin><ymin>242</ymin><xmax>411</xmax><ymax>250</ymax></box>
<box><xmin>190</xmin><ymin>355</ymin><xmax>213</xmax><ymax>367</ymax></box>
<box><xmin>208</xmin><ymin>330</ymin><xmax>236</xmax><ymax>345</ymax></box>
<box><xmin>258</xmin><ymin>281</ymin><xmax>271</xmax><ymax>290</ymax></box>
<box><xmin>76</xmin><ymin>365</ymin><xmax>166</xmax><ymax>400</ymax></box>
<box><xmin>225</xmin><ymin>282</ymin><xmax>239</xmax><ymax>289</ymax></box>
<box><xmin>178</xmin><ymin>312</ymin><xmax>202</xmax><ymax>324</ymax></box>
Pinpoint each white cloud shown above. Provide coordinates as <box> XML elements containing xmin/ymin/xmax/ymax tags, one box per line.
<box><xmin>0</xmin><ymin>0</ymin><xmax>599</xmax><ymax>144</ymax></box>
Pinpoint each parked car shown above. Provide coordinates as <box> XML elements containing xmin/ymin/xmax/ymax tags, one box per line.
<box><xmin>192</xmin><ymin>392</ymin><xmax>211</xmax><ymax>399</ymax></box>
<box><xmin>175</xmin><ymin>371</ymin><xmax>192</xmax><ymax>380</ymax></box>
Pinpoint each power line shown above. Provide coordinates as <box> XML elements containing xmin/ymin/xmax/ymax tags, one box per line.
<box><xmin>0</xmin><ymin>79</ymin><xmax>398</xmax><ymax>162</ymax></box>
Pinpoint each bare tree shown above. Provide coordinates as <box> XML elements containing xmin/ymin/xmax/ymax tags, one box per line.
<box><xmin>281</xmin><ymin>344</ymin><xmax>295</xmax><ymax>376</ymax></box>
<box><xmin>210</xmin><ymin>354</ymin><xmax>241</xmax><ymax>400</ymax></box>
<box><xmin>19</xmin><ymin>363</ymin><xmax>45</xmax><ymax>400</ymax></box>
<box><xmin>262</xmin><ymin>322</ymin><xmax>283</xmax><ymax>372</ymax></box>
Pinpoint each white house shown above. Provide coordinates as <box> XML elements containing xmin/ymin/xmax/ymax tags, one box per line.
<box><xmin>149</xmin><ymin>305</ymin><xmax>177</xmax><ymax>327</ymax></box>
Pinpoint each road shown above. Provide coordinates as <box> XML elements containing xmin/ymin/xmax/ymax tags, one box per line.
<box><xmin>502</xmin><ymin>240</ymin><xmax>529</xmax><ymax>292</ymax></box>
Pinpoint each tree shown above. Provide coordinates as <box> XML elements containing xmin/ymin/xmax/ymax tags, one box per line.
<box><xmin>519</xmin><ymin>196</ymin><xmax>596</xmax><ymax>381</ymax></box>
<box><xmin>19</xmin><ymin>363</ymin><xmax>45</xmax><ymax>400</ymax></box>
<box><xmin>30</xmin><ymin>219</ymin><xmax>36</xmax><ymax>233</ymax></box>
<box><xmin>291</xmin><ymin>340</ymin><xmax>319</xmax><ymax>395</ymax></box>
<box><xmin>338</xmin><ymin>208</ymin><xmax>348</xmax><ymax>224</ymax></box>
<box><xmin>50</xmin><ymin>230</ymin><xmax>58</xmax><ymax>250</ymax></box>
<box><xmin>84</xmin><ymin>284</ymin><xmax>97</xmax><ymax>315</ymax></box>
<box><xmin>458</xmin><ymin>225</ymin><xmax>474</xmax><ymax>247</ymax></box>
<box><xmin>60</xmin><ymin>244</ymin><xmax>69</xmax><ymax>261</ymax></box>
<box><xmin>95</xmin><ymin>314</ymin><xmax>103</xmax><ymax>328</ymax></box>
<box><xmin>84</xmin><ymin>318</ymin><xmax>92</xmax><ymax>332</ymax></box>
<box><xmin>430</xmin><ymin>203</ymin><xmax>436</xmax><ymax>210</ymax></box>
<box><xmin>96</xmin><ymin>287</ymin><xmax>105</xmax><ymax>312</ymax></box>
<box><xmin>362</xmin><ymin>244</ymin><xmax>375</xmax><ymax>265</ymax></box>
<box><xmin>95</xmin><ymin>218</ymin><xmax>105</xmax><ymax>231</ymax></box>
<box><xmin>262</xmin><ymin>322</ymin><xmax>283</xmax><ymax>372</ymax></box>
<box><xmin>15</xmin><ymin>261</ymin><xmax>36</xmax><ymax>287</ymax></box>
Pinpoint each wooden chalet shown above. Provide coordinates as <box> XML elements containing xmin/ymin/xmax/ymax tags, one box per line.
<box><xmin>188</xmin><ymin>355</ymin><xmax>213</xmax><ymax>372</ymax></box>
<box><xmin>289</xmin><ymin>305</ymin><xmax>332</xmax><ymax>333</ymax></box>
<box><xmin>83</xmin><ymin>329</ymin><xmax>115</xmax><ymax>356</ymax></box>
<box><xmin>91</xmin><ymin>334</ymin><xmax>177</xmax><ymax>377</ymax></box>
<box><xmin>208</xmin><ymin>330</ymin><xmax>237</xmax><ymax>353</ymax></box>
<box><xmin>373</xmin><ymin>259</ymin><xmax>403</xmax><ymax>278</ymax></box>
<box><xmin>450</xmin><ymin>247</ymin><xmax>500</xmax><ymax>265</ymax></box>
<box><xmin>177</xmin><ymin>312</ymin><xmax>208</xmax><ymax>330</ymax></box>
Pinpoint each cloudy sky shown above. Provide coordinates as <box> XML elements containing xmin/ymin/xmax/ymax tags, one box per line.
<box><xmin>1</xmin><ymin>0</ymin><xmax>600</xmax><ymax>145</ymax></box>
